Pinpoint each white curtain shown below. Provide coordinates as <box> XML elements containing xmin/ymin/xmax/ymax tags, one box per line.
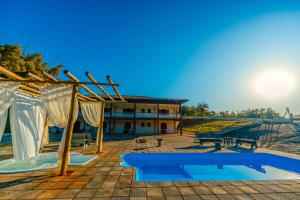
<box><xmin>40</xmin><ymin>85</ymin><xmax>78</xmax><ymax>161</ymax></box>
<box><xmin>80</xmin><ymin>102</ymin><xmax>103</xmax><ymax>127</ymax></box>
<box><xmin>0</xmin><ymin>83</ymin><xmax>19</xmax><ymax>141</ymax></box>
<box><xmin>10</xmin><ymin>93</ymin><xmax>46</xmax><ymax>160</ymax></box>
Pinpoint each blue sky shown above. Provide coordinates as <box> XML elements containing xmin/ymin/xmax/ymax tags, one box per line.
<box><xmin>1</xmin><ymin>0</ymin><xmax>300</xmax><ymax>114</ymax></box>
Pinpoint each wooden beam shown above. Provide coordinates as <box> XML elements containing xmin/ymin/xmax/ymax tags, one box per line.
<box><xmin>64</xmin><ymin>70</ymin><xmax>105</xmax><ymax>101</ymax></box>
<box><xmin>17</xmin><ymin>89</ymin><xmax>41</xmax><ymax>98</ymax></box>
<box><xmin>28</xmin><ymin>72</ymin><xmax>45</xmax><ymax>81</ymax></box>
<box><xmin>106</xmin><ymin>76</ymin><xmax>125</xmax><ymax>101</ymax></box>
<box><xmin>42</xmin><ymin>70</ymin><xmax>95</xmax><ymax>102</ymax></box>
<box><xmin>85</xmin><ymin>72</ymin><xmax>115</xmax><ymax>101</ymax></box>
<box><xmin>0</xmin><ymin>66</ymin><xmax>40</xmax><ymax>90</ymax></box>
<box><xmin>97</xmin><ymin>102</ymin><xmax>105</xmax><ymax>153</ymax></box>
<box><xmin>59</xmin><ymin>83</ymin><xmax>78</xmax><ymax>176</ymax></box>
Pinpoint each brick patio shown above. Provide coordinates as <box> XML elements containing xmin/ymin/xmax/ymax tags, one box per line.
<box><xmin>0</xmin><ymin>135</ymin><xmax>300</xmax><ymax>200</ymax></box>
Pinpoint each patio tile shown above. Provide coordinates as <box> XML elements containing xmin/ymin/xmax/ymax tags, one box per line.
<box><xmin>94</xmin><ymin>188</ymin><xmax>114</xmax><ymax>197</ymax></box>
<box><xmin>265</xmin><ymin>193</ymin><xmax>292</xmax><ymax>200</ymax></box>
<box><xmin>192</xmin><ymin>186</ymin><xmax>212</xmax><ymax>195</ymax></box>
<box><xmin>165</xmin><ymin>196</ymin><xmax>183</xmax><ymax>200</ymax></box>
<box><xmin>222</xmin><ymin>186</ymin><xmax>244</xmax><ymax>194</ymax></box>
<box><xmin>147</xmin><ymin>197</ymin><xmax>166</xmax><ymax>200</ymax></box>
<box><xmin>130</xmin><ymin>187</ymin><xmax>147</xmax><ymax>197</ymax></box>
<box><xmin>56</xmin><ymin>189</ymin><xmax>81</xmax><ymax>198</ymax></box>
<box><xmin>162</xmin><ymin>187</ymin><xmax>181</xmax><ymax>196</ymax></box>
<box><xmin>233</xmin><ymin>194</ymin><xmax>254</xmax><ymax>200</ymax></box>
<box><xmin>36</xmin><ymin>189</ymin><xmax>64</xmax><ymax>199</ymax></box>
<box><xmin>182</xmin><ymin>195</ymin><xmax>202</xmax><ymax>200</ymax></box>
<box><xmin>69</xmin><ymin>182</ymin><xmax>88</xmax><ymax>189</ymax></box>
<box><xmin>216</xmin><ymin>194</ymin><xmax>238</xmax><ymax>200</ymax></box>
<box><xmin>198</xmin><ymin>194</ymin><xmax>219</xmax><ymax>200</ymax></box>
<box><xmin>147</xmin><ymin>187</ymin><xmax>164</xmax><ymax>197</ymax></box>
<box><xmin>177</xmin><ymin>187</ymin><xmax>196</xmax><ymax>195</ymax></box>
<box><xmin>236</xmin><ymin>186</ymin><xmax>259</xmax><ymax>194</ymax></box>
<box><xmin>208</xmin><ymin>186</ymin><xmax>228</xmax><ymax>195</ymax></box>
<box><xmin>131</xmin><ymin>181</ymin><xmax>146</xmax><ymax>188</ymax></box>
<box><xmin>113</xmin><ymin>187</ymin><xmax>131</xmax><ymax>197</ymax></box>
<box><xmin>76</xmin><ymin>189</ymin><xmax>97</xmax><ymax>198</ymax></box>
<box><xmin>249</xmin><ymin>193</ymin><xmax>273</xmax><ymax>200</ymax></box>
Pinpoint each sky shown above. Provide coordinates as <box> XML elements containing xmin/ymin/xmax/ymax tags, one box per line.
<box><xmin>1</xmin><ymin>0</ymin><xmax>300</xmax><ymax>114</ymax></box>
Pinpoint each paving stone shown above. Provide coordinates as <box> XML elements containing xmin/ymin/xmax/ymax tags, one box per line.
<box><xmin>76</xmin><ymin>189</ymin><xmax>97</xmax><ymax>198</ymax></box>
<box><xmin>192</xmin><ymin>186</ymin><xmax>212</xmax><ymax>195</ymax></box>
<box><xmin>265</xmin><ymin>193</ymin><xmax>292</xmax><ymax>200</ymax></box>
<box><xmin>222</xmin><ymin>186</ymin><xmax>244</xmax><ymax>194</ymax></box>
<box><xmin>182</xmin><ymin>195</ymin><xmax>202</xmax><ymax>200</ymax></box>
<box><xmin>113</xmin><ymin>187</ymin><xmax>131</xmax><ymax>197</ymax></box>
<box><xmin>236</xmin><ymin>186</ymin><xmax>259</xmax><ymax>194</ymax></box>
<box><xmin>35</xmin><ymin>189</ymin><xmax>64</xmax><ymax>199</ymax></box>
<box><xmin>198</xmin><ymin>194</ymin><xmax>219</xmax><ymax>200</ymax></box>
<box><xmin>147</xmin><ymin>188</ymin><xmax>164</xmax><ymax>197</ymax></box>
<box><xmin>94</xmin><ymin>188</ymin><xmax>114</xmax><ymax>197</ymax></box>
<box><xmin>249</xmin><ymin>193</ymin><xmax>273</xmax><ymax>200</ymax></box>
<box><xmin>177</xmin><ymin>187</ymin><xmax>196</xmax><ymax>195</ymax></box>
<box><xmin>165</xmin><ymin>196</ymin><xmax>184</xmax><ymax>200</ymax></box>
<box><xmin>233</xmin><ymin>194</ymin><xmax>254</xmax><ymax>200</ymax></box>
<box><xmin>130</xmin><ymin>187</ymin><xmax>147</xmax><ymax>197</ymax></box>
<box><xmin>216</xmin><ymin>194</ymin><xmax>238</xmax><ymax>200</ymax></box>
<box><xmin>209</xmin><ymin>186</ymin><xmax>228</xmax><ymax>195</ymax></box>
<box><xmin>162</xmin><ymin>187</ymin><xmax>181</xmax><ymax>196</ymax></box>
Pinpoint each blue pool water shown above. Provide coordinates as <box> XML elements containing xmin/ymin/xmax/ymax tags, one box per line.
<box><xmin>120</xmin><ymin>153</ymin><xmax>300</xmax><ymax>181</ymax></box>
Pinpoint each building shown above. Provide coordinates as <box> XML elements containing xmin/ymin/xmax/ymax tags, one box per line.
<box><xmin>103</xmin><ymin>96</ymin><xmax>188</xmax><ymax>135</ymax></box>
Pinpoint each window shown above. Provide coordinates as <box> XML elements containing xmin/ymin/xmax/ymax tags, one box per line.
<box><xmin>147</xmin><ymin>122</ymin><xmax>151</xmax><ymax>127</ymax></box>
<box><xmin>141</xmin><ymin>108</ymin><xmax>145</xmax><ymax>113</ymax></box>
<box><xmin>141</xmin><ymin>122</ymin><xmax>145</xmax><ymax>127</ymax></box>
<box><xmin>147</xmin><ymin>108</ymin><xmax>151</xmax><ymax>113</ymax></box>
<box><xmin>123</xmin><ymin>108</ymin><xmax>133</xmax><ymax>113</ymax></box>
<box><xmin>104</xmin><ymin>108</ymin><xmax>111</xmax><ymax>113</ymax></box>
<box><xmin>159</xmin><ymin>109</ymin><xmax>169</xmax><ymax>114</ymax></box>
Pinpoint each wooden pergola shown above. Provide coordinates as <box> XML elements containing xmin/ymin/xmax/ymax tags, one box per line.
<box><xmin>0</xmin><ymin>66</ymin><xmax>125</xmax><ymax>176</ymax></box>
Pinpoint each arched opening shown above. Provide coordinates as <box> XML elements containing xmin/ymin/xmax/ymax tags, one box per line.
<box><xmin>161</xmin><ymin>123</ymin><xmax>167</xmax><ymax>134</ymax></box>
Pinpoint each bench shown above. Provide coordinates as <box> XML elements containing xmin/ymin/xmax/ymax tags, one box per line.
<box><xmin>235</xmin><ymin>138</ymin><xmax>257</xmax><ymax>149</ymax></box>
<box><xmin>72</xmin><ymin>133</ymin><xmax>93</xmax><ymax>147</ymax></box>
<box><xmin>223</xmin><ymin>137</ymin><xmax>234</xmax><ymax>145</ymax></box>
<box><xmin>195</xmin><ymin>138</ymin><xmax>223</xmax><ymax>150</ymax></box>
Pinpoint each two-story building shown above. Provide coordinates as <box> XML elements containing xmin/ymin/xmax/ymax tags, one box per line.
<box><xmin>103</xmin><ymin>96</ymin><xmax>188</xmax><ymax>135</ymax></box>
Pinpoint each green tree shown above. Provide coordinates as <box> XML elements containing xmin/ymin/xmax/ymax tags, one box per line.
<box><xmin>196</xmin><ymin>102</ymin><xmax>209</xmax><ymax>117</ymax></box>
<box><xmin>0</xmin><ymin>44</ymin><xmax>62</xmax><ymax>76</ymax></box>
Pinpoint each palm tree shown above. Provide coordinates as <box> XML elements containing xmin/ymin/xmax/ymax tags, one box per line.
<box><xmin>196</xmin><ymin>102</ymin><xmax>209</xmax><ymax>117</ymax></box>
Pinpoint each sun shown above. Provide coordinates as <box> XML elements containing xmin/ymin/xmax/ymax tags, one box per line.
<box><xmin>253</xmin><ymin>69</ymin><xmax>296</xmax><ymax>100</ymax></box>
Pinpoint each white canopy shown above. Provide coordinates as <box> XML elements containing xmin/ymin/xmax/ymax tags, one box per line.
<box><xmin>10</xmin><ymin>93</ymin><xmax>46</xmax><ymax>160</ymax></box>
<box><xmin>40</xmin><ymin>85</ymin><xmax>78</xmax><ymax>160</ymax></box>
<box><xmin>0</xmin><ymin>83</ymin><xmax>19</xmax><ymax>141</ymax></box>
<box><xmin>80</xmin><ymin>102</ymin><xmax>103</xmax><ymax>127</ymax></box>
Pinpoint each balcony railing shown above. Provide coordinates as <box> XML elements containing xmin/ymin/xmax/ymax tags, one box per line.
<box><xmin>104</xmin><ymin>111</ymin><xmax>181</xmax><ymax>119</ymax></box>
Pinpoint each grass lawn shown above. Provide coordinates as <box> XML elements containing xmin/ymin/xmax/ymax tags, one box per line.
<box><xmin>183</xmin><ymin>120</ymin><xmax>255</xmax><ymax>134</ymax></box>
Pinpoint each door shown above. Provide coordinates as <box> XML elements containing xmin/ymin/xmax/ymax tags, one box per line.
<box><xmin>161</xmin><ymin>123</ymin><xmax>167</xmax><ymax>134</ymax></box>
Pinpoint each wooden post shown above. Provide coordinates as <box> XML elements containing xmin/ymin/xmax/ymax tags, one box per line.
<box><xmin>97</xmin><ymin>102</ymin><xmax>105</xmax><ymax>153</ymax></box>
<box><xmin>180</xmin><ymin>104</ymin><xmax>183</xmax><ymax>135</ymax></box>
<box><xmin>108</xmin><ymin>103</ymin><xmax>113</xmax><ymax>134</ymax></box>
<box><xmin>59</xmin><ymin>83</ymin><xmax>78</xmax><ymax>176</ymax></box>
<box><xmin>39</xmin><ymin>114</ymin><xmax>49</xmax><ymax>153</ymax></box>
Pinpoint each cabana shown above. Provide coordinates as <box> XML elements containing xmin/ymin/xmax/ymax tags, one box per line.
<box><xmin>0</xmin><ymin>66</ymin><xmax>125</xmax><ymax>175</ymax></box>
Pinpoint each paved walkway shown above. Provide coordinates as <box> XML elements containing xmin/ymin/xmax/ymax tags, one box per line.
<box><xmin>0</xmin><ymin>135</ymin><xmax>300</xmax><ymax>200</ymax></box>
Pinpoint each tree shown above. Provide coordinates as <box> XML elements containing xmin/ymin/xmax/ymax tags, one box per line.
<box><xmin>196</xmin><ymin>102</ymin><xmax>209</xmax><ymax>117</ymax></box>
<box><xmin>0</xmin><ymin>44</ymin><xmax>62</xmax><ymax>76</ymax></box>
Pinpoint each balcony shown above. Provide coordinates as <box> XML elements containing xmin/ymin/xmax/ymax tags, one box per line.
<box><xmin>104</xmin><ymin>111</ymin><xmax>181</xmax><ymax>119</ymax></box>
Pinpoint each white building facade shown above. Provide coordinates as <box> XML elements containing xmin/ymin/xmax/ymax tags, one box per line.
<box><xmin>103</xmin><ymin>96</ymin><xmax>188</xmax><ymax>135</ymax></box>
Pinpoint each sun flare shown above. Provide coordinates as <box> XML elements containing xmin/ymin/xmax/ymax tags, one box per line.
<box><xmin>253</xmin><ymin>69</ymin><xmax>296</xmax><ymax>100</ymax></box>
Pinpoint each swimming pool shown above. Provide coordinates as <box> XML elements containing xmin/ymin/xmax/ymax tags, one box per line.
<box><xmin>120</xmin><ymin>153</ymin><xmax>300</xmax><ymax>181</ymax></box>
<box><xmin>0</xmin><ymin>152</ymin><xmax>97</xmax><ymax>174</ymax></box>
